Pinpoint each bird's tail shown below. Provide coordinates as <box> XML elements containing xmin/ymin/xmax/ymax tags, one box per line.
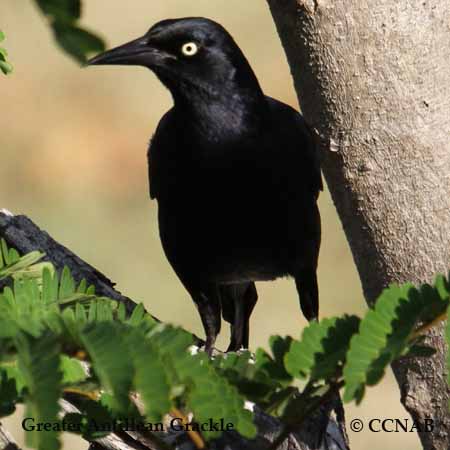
<box><xmin>295</xmin><ymin>268</ymin><xmax>319</xmax><ymax>321</ymax></box>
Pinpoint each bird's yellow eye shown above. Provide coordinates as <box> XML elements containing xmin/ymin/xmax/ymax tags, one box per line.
<box><xmin>181</xmin><ymin>42</ymin><xmax>199</xmax><ymax>57</ymax></box>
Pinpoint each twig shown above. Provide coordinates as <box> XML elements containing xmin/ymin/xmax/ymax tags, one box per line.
<box><xmin>126</xmin><ymin>429</ymin><xmax>175</xmax><ymax>450</ymax></box>
<box><xmin>171</xmin><ymin>408</ymin><xmax>205</xmax><ymax>449</ymax></box>
<box><xmin>409</xmin><ymin>312</ymin><xmax>448</xmax><ymax>341</ymax></box>
<box><xmin>63</xmin><ymin>387</ymin><xmax>100</xmax><ymax>401</ymax></box>
<box><xmin>0</xmin><ymin>423</ymin><xmax>20</xmax><ymax>450</ymax></box>
<box><xmin>268</xmin><ymin>380</ymin><xmax>345</xmax><ymax>450</ymax></box>
<box><xmin>115</xmin><ymin>430</ymin><xmax>171</xmax><ymax>450</ymax></box>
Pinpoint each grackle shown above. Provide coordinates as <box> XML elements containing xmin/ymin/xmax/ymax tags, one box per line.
<box><xmin>88</xmin><ymin>17</ymin><xmax>322</xmax><ymax>354</ymax></box>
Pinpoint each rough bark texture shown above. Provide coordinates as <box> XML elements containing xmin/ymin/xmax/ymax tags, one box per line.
<box><xmin>0</xmin><ymin>210</ymin><xmax>349</xmax><ymax>450</ymax></box>
<box><xmin>266</xmin><ymin>1</ymin><xmax>450</xmax><ymax>449</ymax></box>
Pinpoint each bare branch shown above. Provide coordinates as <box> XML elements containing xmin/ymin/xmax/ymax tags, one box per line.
<box><xmin>0</xmin><ymin>423</ymin><xmax>21</xmax><ymax>450</ymax></box>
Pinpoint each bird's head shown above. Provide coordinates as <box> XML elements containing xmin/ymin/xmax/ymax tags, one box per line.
<box><xmin>87</xmin><ymin>17</ymin><xmax>263</xmax><ymax>108</ymax></box>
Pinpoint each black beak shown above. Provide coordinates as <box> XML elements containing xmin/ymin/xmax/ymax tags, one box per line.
<box><xmin>87</xmin><ymin>36</ymin><xmax>158</xmax><ymax>67</ymax></box>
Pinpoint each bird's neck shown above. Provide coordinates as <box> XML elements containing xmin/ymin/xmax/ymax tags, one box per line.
<box><xmin>172</xmin><ymin>84</ymin><xmax>267</xmax><ymax>144</ymax></box>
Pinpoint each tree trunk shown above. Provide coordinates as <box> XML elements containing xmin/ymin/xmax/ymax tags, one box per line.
<box><xmin>266</xmin><ymin>1</ymin><xmax>450</xmax><ymax>449</ymax></box>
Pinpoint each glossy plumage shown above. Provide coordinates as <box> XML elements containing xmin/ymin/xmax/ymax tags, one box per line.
<box><xmin>88</xmin><ymin>17</ymin><xmax>322</xmax><ymax>354</ymax></box>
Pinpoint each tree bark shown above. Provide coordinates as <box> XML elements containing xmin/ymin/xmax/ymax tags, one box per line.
<box><xmin>0</xmin><ymin>210</ymin><xmax>349</xmax><ymax>450</ymax></box>
<box><xmin>266</xmin><ymin>1</ymin><xmax>450</xmax><ymax>449</ymax></box>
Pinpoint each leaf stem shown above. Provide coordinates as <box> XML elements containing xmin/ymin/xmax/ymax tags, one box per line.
<box><xmin>63</xmin><ymin>387</ymin><xmax>100</xmax><ymax>401</ymax></box>
<box><xmin>171</xmin><ymin>407</ymin><xmax>206</xmax><ymax>449</ymax></box>
<box><xmin>409</xmin><ymin>312</ymin><xmax>448</xmax><ymax>341</ymax></box>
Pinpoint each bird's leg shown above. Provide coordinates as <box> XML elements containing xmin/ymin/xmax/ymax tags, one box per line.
<box><xmin>294</xmin><ymin>267</ymin><xmax>319</xmax><ymax>321</ymax></box>
<box><xmin>241</xmin><ymin>282</ymin><xmax>258</xmax><ymax>349</ymax></box>
<box><xmin>227</xmin><ymin>300</ymin><xmax>244</xmax><ymax>352</ymax></box>
<box><xmin>193</xmin><ymin>287</ymin><xmax>222</xmax><ymax>356</ymax></box>
<box><xmin>226</xmin><ymin>283</ymin><xmax>258</xmax><ymax>352</ymax></box>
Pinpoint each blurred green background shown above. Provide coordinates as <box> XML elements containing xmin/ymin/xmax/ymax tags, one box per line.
<box><xmin>0</xmin><ymin>1</ymin><xmax>419</xmax><ymax>449</ymax></box>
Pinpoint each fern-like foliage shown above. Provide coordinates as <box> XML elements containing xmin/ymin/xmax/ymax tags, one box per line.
<box><xmin>0</xmin><ymin>241</ymin><xmax>450</xmax><ymax>450</ymax></box>
<box><xmin>182</xmin><ymin>352</ymin><xmax>256</xmax><ymax>438</ymax></box>
<box><xmin>34</xmin><ymin>0</ymin><xmax>105</xmax><ymax>64</ymax></box>
<box><xmin>212</xmin><ymin>337</ymin><xmax>297</xmax><ymax>417</ymax></box>
<box><xmin>16</xmin><ymin>332</ymin><xmax>62</xmax><ymax>450</ymax></box>
<box><xmin>0</xmin><ymin>239</ymin><xmax>50</xmax><ymax>282</ymax></box>
<box><xmin>285</xmin><ymin>315</ymin><xmax>360</xmax><ymax>382</ymax></box>
<box><xmin>343</xmin><ymin>275</ymin><xmax>450</xmax><ymax>403</ymax></box>
<box><xmin>81</xmin><ymin>322</ymin><xmax>134</xmax><ymax>413</ymax></box>
<box><xmin>0</xmin><ymin>31</ymin><xmax>13</xmax><ymax>75</ymax></box>
<box><xmin>127</xmin><ymin>327</ymin><xmax>172</xmax><ymax>422</ymax></box>
<box><xmin>0</xmin><ymin>250</ymin><xmax>257</xmax><ymax>449</ymax></box>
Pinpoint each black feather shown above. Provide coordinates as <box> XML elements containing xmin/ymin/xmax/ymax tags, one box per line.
<box><xmin>90</xmin><ymin>17</ymin><xmax>322</xmax><ymax>353</ymax></box>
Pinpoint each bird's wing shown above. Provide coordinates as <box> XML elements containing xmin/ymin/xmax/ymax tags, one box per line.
<box><xmin>294</xmin><ymin>111</ymin><xmax>323</xmax><ymax>197</ymax></box>
<box><xmin>266</xmin><ymin>96</ymin><xmax>323</xmax><ymax>199</ymax></box>
<box><xmin>147</xmin><ymin>108</ymin><xmax>176</xmax><ymax>200</ymax></box>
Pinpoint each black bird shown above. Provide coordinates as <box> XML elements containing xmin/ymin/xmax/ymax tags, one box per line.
<box><xmin>88</xmin><ymin>17</ymin><xmax>322</xmax><ymax>354</ymax></box>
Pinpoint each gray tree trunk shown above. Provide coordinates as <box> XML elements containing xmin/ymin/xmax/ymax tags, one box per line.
<box><xmin>266</xmin><ymin>1</ymin><xmax>450</xmax><ymax>449</ymax></box>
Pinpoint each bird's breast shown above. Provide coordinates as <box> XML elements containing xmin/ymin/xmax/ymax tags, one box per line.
<box><xmin>156</xmin><ymin>156</ymin><xmax>306</xmax><ymax>282</ymax></box>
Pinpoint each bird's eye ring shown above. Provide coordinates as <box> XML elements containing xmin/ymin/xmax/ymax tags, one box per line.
<box><xmin>181</xmin><ymin>42</ymin><xmax>199</xmax><ymax>57</ymax></box>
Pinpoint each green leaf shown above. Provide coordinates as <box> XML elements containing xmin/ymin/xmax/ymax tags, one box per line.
<box><xmin>0</xmin><ymin>240</ymin><xmax>46</xmax><ymax>281</ymax></box>
<box><xmin>86</xmin><ymin>284</ymin><xmax>96</xmax><ymax>295</ymax></box>
<box><xmin>285</xmin><ymin>315</ymin><xmax>360</xmax><ymax>382</ymax></box>
<box><xmin>59</xmin><ymin>307</ymin><xmax>83</xmax><ymax>346</ymax></box>
<box><xmin>0</xmin><ymin>240</ymin><xmax>7</xmax><ymax>265</ymax></box>
<box><xmin>76</xmin><ymin>278</ymin><xmax>87</xmax><ymax>294</ymax></box>
<box><xmin>0</xmin><ymin>58</ymin><xmax>12</xmax><ymax>75</ymax></box>
<box><xmin>0</xmin><ymin>364</ymin><xmax>26</xmax><ymax>394</ymax></box>
<box><xmin>65</xmin><ymin>398</ymin><xmax>113</xmax><ymax>439</ymax></box>
<box><xmin>0</xmin><ymin>32</ymin><xmax>12</xmax><ymax>75</ymax></box>
<box><xmin>35</xmin><ymin>0</ymin><xmax>81</xmax><ymax>22</ymax></box>
<box><xmin>213</xmin><ymin>340</ymin><xmax>299</xmax><ymax>413</ymax></box>
<box><xmin>42</xmin><ymin>267</ymin><xmax>59</xmax><ymax>304</ymax></box>
<box><xmin>81</xmin><ymin>322</ymin><xmax>133</xmax><ymax>413</ymax></box>
<box><xmin>128</xmin><ymin>303</ymin><xmax>146</xmax><ymax>326</ymax></box>
<box><xmin>13</xmin><ymin>262</ymin><xmax>55</xmax><ymax>282</ymax></box>
<box><xmin>2</xmin><ymin>279</ymin><xmax>46</xmax><ymax>338</ymax></box>
<box><xmin>213</xmin><ymin>351</ymin><xmax>276</xmax><ymax>405</ymax></box>
<box><xmin>52</xmin><ymin>22</ymin><xmax>105</xmax><ymax>64</ymax></box>
<box><xmin>59</xmin><ymin>266</ymin><xmax>76</xmax><ymax>299</ymax></box>
<box><xmin>344</xmin><ymin>276</ymin><xmax>450</xmax><ymax>403</ymax></box>
<box><xmin>8</xmin><ymin>251</ymin><xmax>44</xmax><ymax>272</ymax></box>
<box><xmin>16</xmin><ymin>332</ymin><xmax>62</xmax><ymax>450</ymax></box>
<box><xmin>263</xmin><ymin>386</ymin><xmax>298</xmax><ymax>416</ymax></box>
<box><xmin>0</xmin><ymin>239</ymin><xmax>20</xmax><ymax>272</ymax></box>
<box><xmin>256</xmin><ymin>335</ymin><xmax>293</xmax><ymax>383</ymax></box>
<box><xmin>127</xmin><ymin>329</ymin><xmax>171</xmax><ymax>422</ymax></box>
<box><xmin>142</xmin><ymin>324</ymin><xmax>256</xmax><ymax>438</ymax></box>
<box><xmin>60</xmin><ymin>356</ymin><xmax>87</xmax><ymax>385</ymax></box>
<box><xmin>0</xmin><ymin>371</ymin><xmax>19</xmax><ymax>417</ymax></box>
<box><xmin>75</xmin><ymin>302</ymin><xmax>87</xmax><ymax>324</ymax></box>
<box><xmin>117</xmin><ymin>302</ymin><xmax>126</xmax><ymax>322</ymax></box>
<box><xmin>187</xmin><ymin>353</ymin><xmax>256</xmax><ymax>439</ymax></box>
